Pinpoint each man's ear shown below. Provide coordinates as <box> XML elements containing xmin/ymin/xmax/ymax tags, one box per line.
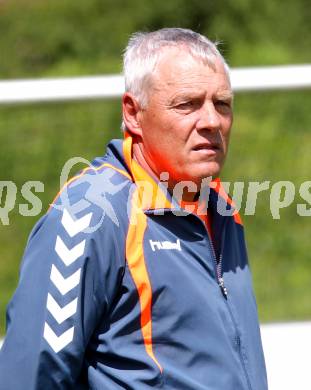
<box><xmin>122</xmin><ymin>93</ymin><xmax>143</xmax><ymax>136</ymax></box>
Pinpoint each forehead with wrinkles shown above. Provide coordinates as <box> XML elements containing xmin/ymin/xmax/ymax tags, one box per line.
<box><xmin>150</xmin><ymin>46</ymin><xmax>232</xmax><ymax>101</ymax></box>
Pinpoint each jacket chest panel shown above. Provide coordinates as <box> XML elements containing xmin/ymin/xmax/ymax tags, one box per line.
<box><xmin>141</xmin><ymin>215</ymin><xmax>228</xmax><ymax>325</ymax></box>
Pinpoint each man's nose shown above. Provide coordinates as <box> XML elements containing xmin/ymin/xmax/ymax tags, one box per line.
<box><xmin>196</xmin><ymin>102</ymin><xmax>221</xmax><ymax>131</ymax></box>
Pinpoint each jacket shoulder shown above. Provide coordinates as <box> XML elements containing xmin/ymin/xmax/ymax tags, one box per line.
<box><xmin>48</xmin><ymin>162</ymin><xmax>132</xmax><ymax>233</ymax></box>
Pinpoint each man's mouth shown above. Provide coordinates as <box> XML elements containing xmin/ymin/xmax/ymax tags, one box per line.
<box><xmin>193</xmin><ymin>143</ymin><xmax>221</xmax><ymax>152</ymax></box>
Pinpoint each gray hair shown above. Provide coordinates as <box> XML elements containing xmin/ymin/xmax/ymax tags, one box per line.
<box><xmin>122</xmin><ymin>28</ymin><xmax>230</xmax><ymax>130</ymax></box>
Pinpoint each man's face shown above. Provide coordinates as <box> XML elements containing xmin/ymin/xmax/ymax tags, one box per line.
<box><xmin>138</xmin><ymin>47</ymin><xmax>233</xmax><ymax>187</ymax></box>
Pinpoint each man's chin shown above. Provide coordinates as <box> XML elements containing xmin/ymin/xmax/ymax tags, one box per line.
<box><xmin>167</xmin><ymin>163</ymin><xmax>222</xmax><ymax>188</ymax></box>
<box><xmin>192</xmin><ymin>164</ymin><xmax>222</xmax><ymax>182</ymax></box>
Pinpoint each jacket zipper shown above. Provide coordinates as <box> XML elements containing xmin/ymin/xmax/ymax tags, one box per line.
<box><xmin>208</xmin><ymin>236</ymin><xmax>228</xmax><ymax>299</ymax></box>
<box><xmin>200</xmin><ymin>215</ymin><xmax>253</xmax><ymax>390</ymax></box>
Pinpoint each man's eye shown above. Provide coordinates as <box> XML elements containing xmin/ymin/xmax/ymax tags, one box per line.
<box><xmin>215</xmin><ymin>100</ymin><xmax>232</xmax><ymax>112</ymax></box>
<box><xmin>176</xmin><ymin>101</ymin><xmax>195</xmax><ymax>109</ymax></box>
<box><xmin>215</xmin><ymin>100</ymin><xmax>230</xmax><ymax>107</ymax></box>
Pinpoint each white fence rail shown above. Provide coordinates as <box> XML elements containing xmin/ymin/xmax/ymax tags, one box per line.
<box><xmin>0</xmin><ymin>64</ymin><xmax>310</xmax><ymax>105</ymax></box>
<box><xmin>1</xmin><ymin>321</ymin><xmax>311</xmax><ymax>389</ymax></box>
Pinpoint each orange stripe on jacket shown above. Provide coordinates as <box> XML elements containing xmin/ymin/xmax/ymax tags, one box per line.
<box><xmin>126</xmin><ymin>188</ymin><xmax>163</xmax><ymax>373</ymax></box>
<box><xmin>48</xmin><ymin>162</ymin><xmax>132</xmax><ymax>212</ymax></box>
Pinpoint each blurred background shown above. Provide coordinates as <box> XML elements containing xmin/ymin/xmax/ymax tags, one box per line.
<box><xmin>0</xmin><ymin>0</ymin><xmax>310</xmax><ymax>348</ymax></box>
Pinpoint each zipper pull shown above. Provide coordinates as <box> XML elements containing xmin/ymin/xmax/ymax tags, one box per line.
<box><xmin>219</xmin><ymin>277</ymin><xmax>228</xmax><ymax>298</ymax></box>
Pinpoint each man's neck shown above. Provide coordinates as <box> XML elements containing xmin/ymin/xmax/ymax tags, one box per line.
<box><xmin>132</xmin><ymin>141</ymin><xmax>158</xmax><ymax>182</ymax></box>
<box><xmin>132</xmin><ymin>139</ymin><xmax>200</xmax><ymax>202</ymax></box>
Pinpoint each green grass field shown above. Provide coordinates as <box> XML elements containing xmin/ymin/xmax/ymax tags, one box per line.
<box><xmin>1</xmin><ymin>90</ymin><xmax>310</xmax><ymax>335</ymax></box>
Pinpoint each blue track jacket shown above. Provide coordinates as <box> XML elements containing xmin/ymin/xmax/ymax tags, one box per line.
<box><xmin>0</xmin><ymin>134</ymin><xmax>267</xmax><ymax>389</ymax></box>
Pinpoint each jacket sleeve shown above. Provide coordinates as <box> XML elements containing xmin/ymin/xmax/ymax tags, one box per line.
<box><xmin>0</xmin><ymin>204</ymin><xmax>125</xmax><ymax>389</ymax></box>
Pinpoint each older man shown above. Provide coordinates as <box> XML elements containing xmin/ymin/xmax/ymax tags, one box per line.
<box><xmin>0</xmin><ymin>28</ymin><xmax>267</xmax><ymax>389</ymax></box>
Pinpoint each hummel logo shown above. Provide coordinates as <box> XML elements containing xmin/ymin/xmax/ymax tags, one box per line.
<box><xmin>149</xmin><ymin>239</ymin><xmax>181</xmax><ymax>252</ymax></box>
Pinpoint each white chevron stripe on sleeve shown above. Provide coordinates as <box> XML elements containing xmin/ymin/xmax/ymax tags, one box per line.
<box><xmin>43</xmin><ymin>322</ymin><xmax>74</xmax><ymax>353</ymax></box>
<box><xmin>61</xmin><ymin>208</ymin><xmax>92</xmax><ymax>237</ymax></box>
<box><xmin>55</xmin><ymin>236</ymin><xmax>85</xmax><ymax>266</ymax></box>
<box><xmin>50</xmin><ymin>264</ymin><xmax>81</xmax><ymax>295</ymax></box>
<box><xmin>46</xmin><ymin>293</ymin><xmax>78</xmax><ymax>324</ymax></box>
